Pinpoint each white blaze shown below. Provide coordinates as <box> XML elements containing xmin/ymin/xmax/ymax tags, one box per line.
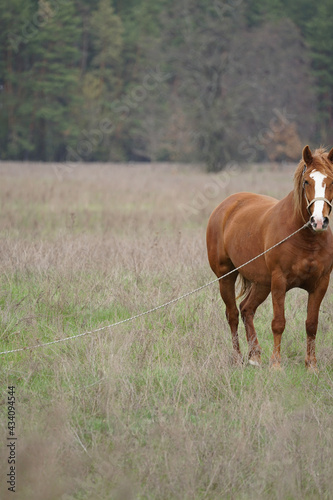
<box><xmin>309</xmin><ymin>170</ymin><xmax>326</xmax><ymax>223</ymax></box>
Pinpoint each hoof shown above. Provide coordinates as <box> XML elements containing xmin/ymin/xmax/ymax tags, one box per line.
<box><xmin>306</xmin><ymin>364</ymin><xmax>319</xmax><ymax>374</ymax></box>
<box><xmin>248</xmin><ymin>353</ymin><xmax>261</xmax><ymax>367</ymax></box>
<box><xmin>232</xmin><ymin>352</ymin><xmax>244</xmax><ymax>366</ymax></box>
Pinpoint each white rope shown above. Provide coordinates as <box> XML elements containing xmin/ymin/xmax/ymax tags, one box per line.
<box><xmin>0</xmin><ymin>222</ymin><xmax>310</xmax><ymax>356</ymax></box>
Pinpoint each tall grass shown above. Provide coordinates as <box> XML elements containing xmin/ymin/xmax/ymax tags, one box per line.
<box><xmin>0</xmin><ymin>162</ymin><xmax>333</xmax><ymax>499</ymax></box>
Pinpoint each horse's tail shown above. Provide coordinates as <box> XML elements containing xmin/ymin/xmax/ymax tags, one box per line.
<box><xmin>236</xmin><ymin>274</ymin><xmax>252</xmax><ymax>300</ymax></box>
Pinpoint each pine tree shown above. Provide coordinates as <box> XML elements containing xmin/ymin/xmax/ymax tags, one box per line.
<box><xmin>306</xmin><ymin>0</ymin><xmax>333</xmax><ymax>142</ymax></box>
<box><xmin>26</xmin><ymin>0</ymin><xmax>82</xmax><ymax>160</ymax></box>
<box><xmin>0</xmin><ymin>0</ymin><xmax>36</xmax><ymax>159</ymax></box>
<box><xmin>79</xmin><ymin>0</ymin><xmax>124</xmax><ymax>160</ymax></box>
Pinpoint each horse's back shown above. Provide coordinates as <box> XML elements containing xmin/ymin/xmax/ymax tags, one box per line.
<box><xmin>208</xmin><ymin>192</ymin><xmax>277</xmax><ymax>224</ymax></box>
<box><xmin>207</xmin><ymin>192</ymin><xmax>277</xmax><ymax>243</ymax></box>
<box><xmin>206</xmin><ymin>192</ymin><xmax>277</xmax><ymax>278</ymax></box>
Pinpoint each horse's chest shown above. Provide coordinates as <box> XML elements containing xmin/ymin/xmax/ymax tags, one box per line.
<box><xmin>290</xmin><ymin>256</ymin><xmax>324</xmax><ymax>284</ymax></box>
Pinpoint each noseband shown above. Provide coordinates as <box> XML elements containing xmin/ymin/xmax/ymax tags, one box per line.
<box><xmin>305</xmin><ymin>194</ymin><xmax>333</xmax><ymax>216</ymax></box>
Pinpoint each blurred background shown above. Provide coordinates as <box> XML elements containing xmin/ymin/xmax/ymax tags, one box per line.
<box><xmin>0</xmin><ymin>0</ymin><xmax>332</xmax><ymax>170</ymax></box>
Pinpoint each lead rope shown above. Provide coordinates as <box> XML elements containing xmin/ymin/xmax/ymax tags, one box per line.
<box><xmin>0</xmin><ymin>221</ymin><xmax>311</xmax><ymax>356</ymax></box>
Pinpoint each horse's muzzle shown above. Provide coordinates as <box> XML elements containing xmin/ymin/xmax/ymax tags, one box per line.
<box><xmin>310</xmin><ymin>215</ymin><xmax>329</xmax><ymax>231</ymax></box>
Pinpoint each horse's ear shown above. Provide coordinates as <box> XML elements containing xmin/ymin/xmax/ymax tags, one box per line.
<box><xmin>327</xmin><ymin>147</ymin><xmax>333</xmax><ymax>163</ymax></box>
<box><xmin>302</xmin><ymin>145</ymin><xmax>313</xmax><ymax>165</ymax></box>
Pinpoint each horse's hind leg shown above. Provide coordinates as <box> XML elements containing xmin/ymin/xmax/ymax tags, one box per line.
<box><xmin>218</xmin><ymin>269</ymin><xmax>242</xmax><ymax>364</ymax></box>
<box><xmin>240</xmin><ymin>283</ymin><xmax>270</xmax><ymax>366</ymax></box>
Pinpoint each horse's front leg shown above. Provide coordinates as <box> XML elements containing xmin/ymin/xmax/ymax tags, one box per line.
<box><xmin>305</xmin><ymin>275</ymin><xmax>330</xmax><ymax>371</ymax></box>
<box><xmin>270</xmin><ymin>272</ymin><xmax>287</xmax><ymax>369</ymax></box>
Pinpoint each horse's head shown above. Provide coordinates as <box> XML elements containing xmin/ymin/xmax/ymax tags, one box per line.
<box><xmin>295</xmin><ymin>145</ymin><xmax>333</xmax><ymax>232</ymax></box>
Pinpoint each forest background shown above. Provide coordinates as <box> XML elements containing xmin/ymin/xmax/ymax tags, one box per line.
<box><xmin>1</xmin><ymin>0</ymin><xmax>332</xmax><ymax>170</ymax></box>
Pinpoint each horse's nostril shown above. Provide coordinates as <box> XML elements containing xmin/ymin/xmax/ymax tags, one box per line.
<box><xmin>323</xmin><ymin>217</ymin><xmax>329</xmax><ymax>227</ymax></box>
<box><xmin>310</xmin><ymin>216</ymin><xmax>316</xmax><ymax>227</ymax></box>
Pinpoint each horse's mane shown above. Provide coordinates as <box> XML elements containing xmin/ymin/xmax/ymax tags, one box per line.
<box><xmin>294</xmin><ymin>147</ymin><xmax>333</xmax><ymax>221</ymax></box>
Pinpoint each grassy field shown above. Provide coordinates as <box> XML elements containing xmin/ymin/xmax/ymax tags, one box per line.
<box><xmin>0</xmin><ymin>161</ymin><xmax>333</xmax><ymax>500</ymax></box>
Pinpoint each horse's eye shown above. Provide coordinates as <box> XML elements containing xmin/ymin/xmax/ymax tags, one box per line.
<box><xmin>304</xmin><ymin>180</ymin><xmax>309</xmax><ymax>185</ymax></box>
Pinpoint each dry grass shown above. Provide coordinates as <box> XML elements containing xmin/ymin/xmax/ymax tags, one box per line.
<box><xmin>0</xmin><ymin>161</ymin><xmax>333</xmax><ymax>499</ymax></box>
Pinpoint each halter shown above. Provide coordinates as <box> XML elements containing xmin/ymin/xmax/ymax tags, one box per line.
<box><xmin>305</xmin><ymin>195</ymin><xmax>333</xmax><ymax>216</ymax></box>
<box><xmin>302</xmin><ymin>164</ymin><xmax>333</xmax><ymax>216</ymax></box>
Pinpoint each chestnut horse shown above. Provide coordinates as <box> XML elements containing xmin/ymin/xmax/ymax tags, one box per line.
<box><xmin>206</xmin><ymin>146</ymin><xmax>333</xmax><ymax>370</ymax></box>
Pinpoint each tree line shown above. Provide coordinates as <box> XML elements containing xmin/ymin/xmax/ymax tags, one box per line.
<box><xmin>0</xmin><ymin>0</ymin><xmax>332</xmax><ymax>170</ymax></box>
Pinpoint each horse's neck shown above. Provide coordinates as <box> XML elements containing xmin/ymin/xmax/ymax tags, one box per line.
<box><xmin>281</xmin><ymin>191</ymin><xmax>308</xmax><ymax>228</ymax></box>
